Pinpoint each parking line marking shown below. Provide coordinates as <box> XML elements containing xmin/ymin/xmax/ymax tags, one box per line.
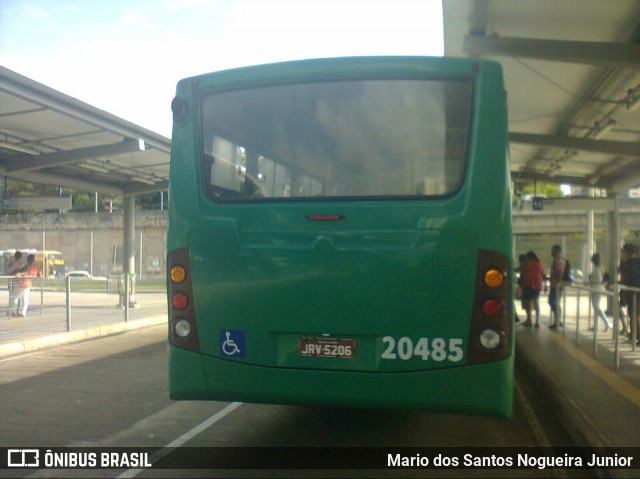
<box><xmin>117</xmin><ymin>401</ymin><xmax>243</xmax><ymax>478</ymax></box>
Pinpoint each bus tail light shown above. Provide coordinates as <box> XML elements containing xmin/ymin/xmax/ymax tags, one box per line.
<box><xmin>481</xmin><ymin>299</ymin><xmax>502</xmax><ymax>318</ymax></box>
<box><xmin>479</xmin><ymin>329</ymin><xmax>503</xmax><ymax>349</ymax></box>
<box><xmin>174</xmin><ymin>319</ymin><xmax>192</xmax><ymax>338</ymax></box>
<box><xmin>170</xmin><ymin>265</ymin><xmax>186</xmax><ymax>283</ymax></box>
<box><xmin>168</xmin><ymin>248</ymin><xmax>200</xmax><ymax>352</ymax></box>
<box><xmin>467</xmin><ymin>249</ymin><xmax>511</xmax><ymax>364</ymax></box>
<box><xmin>483</xmin><ymin>269</ymin><xmax>504</xmax><ymax>288</ymax></box>
<box><xmin>172</xmin><ymin>293</ymin><xmax>189</xmax><ymax>310</ymax></box>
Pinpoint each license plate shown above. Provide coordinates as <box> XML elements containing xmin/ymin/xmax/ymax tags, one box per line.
<box><xmin>299</xmin><ymin>337</ymin><xmax>355</xmax><ymax>358</ymax></box>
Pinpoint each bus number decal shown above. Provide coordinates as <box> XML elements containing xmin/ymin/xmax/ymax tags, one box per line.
<box><xmin>381</xmin><ymin>336</ymin><xmax>463</xmax><ymax>362</ymax></box>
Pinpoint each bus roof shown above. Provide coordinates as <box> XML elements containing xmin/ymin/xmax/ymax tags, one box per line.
<box><xmin>177</xmin><ymin>56</ymin><xmax>500</xmax><ymax>91</ymax></box>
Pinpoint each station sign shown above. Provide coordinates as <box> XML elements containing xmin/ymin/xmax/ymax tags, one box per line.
<box><xmin>532</xmin><ymin>196</ymin><xmax>544</xmax><ymax>210</ymax></box>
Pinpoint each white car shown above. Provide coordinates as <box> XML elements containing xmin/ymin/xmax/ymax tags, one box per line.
<box><xmin>65</xmin><ymin>271</ymin><xmax>107</xmax><ymax>280</ymax></box>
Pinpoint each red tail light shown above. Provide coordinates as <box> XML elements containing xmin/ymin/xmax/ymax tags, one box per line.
<box><xmin>172</xmin><ymin>293</ymin><xmax>189</xmax><ymax>310</ymax></box>
<box><xmin>481</xmin><ymin>299</ymin><xmax>503</xmax><ymax>318</ymax></box>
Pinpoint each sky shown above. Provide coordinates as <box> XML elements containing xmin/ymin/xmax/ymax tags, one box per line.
<box><xmin>0</xmin><ymin>0</ymin><xmax>444</xmax><ymax>138</ymax></box>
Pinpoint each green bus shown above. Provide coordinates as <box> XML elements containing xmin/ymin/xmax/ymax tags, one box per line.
<box><xmin>167</xmin><ymin>57</ymin><xmax>513</xmax><ymax>418</ymax></box>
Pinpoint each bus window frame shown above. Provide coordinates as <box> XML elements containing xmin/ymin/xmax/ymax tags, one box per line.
<box><xmin>195</xmin><ymin>74</ymin><xmax>476</xmax><ymax>205</ymax></box>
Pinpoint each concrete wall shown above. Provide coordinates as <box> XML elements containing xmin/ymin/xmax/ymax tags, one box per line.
<box><xmin>1</xmin><ymin>204</ymin><xmax>637</xmax><ymax>279</ymax></box>
<box><xmin>0</xmin><ymin>211</ymin><xmax>167</xmax><ymax>277</ymax></box>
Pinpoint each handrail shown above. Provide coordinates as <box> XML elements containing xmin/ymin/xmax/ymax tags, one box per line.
<box><xmin>1</xmin><ymin>276</ymin><xmax>166</xmax><ymax>343</ymax></box>
<box><xmin>562</xmin><ymin>281</ymin><xmax>639</xmax><ymax>371</ymax></box>
<box><xmin>2</xmin><ymin>275</ymin><xmax>142</xmax><ymax>324</ymax></box>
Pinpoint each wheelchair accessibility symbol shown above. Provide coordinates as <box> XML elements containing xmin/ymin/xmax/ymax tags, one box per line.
<box><xmin>220</xmin><ymin>330</ymin><xmax>245</xmax><ymax>357</ymax></box>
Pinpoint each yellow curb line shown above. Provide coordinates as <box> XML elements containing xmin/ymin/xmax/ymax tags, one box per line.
<box><xmin>546</xmin><ymin>330</ymin><xmax>640</xmax><ymax>409</ymax></box>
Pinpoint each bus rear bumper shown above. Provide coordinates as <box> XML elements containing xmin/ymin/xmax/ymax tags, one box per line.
<box><xmin>169</xmin><ymin>347</ymin><xmax>513</xmax><ymax>418</ymax></box>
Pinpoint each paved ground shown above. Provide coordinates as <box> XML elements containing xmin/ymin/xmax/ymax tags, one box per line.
<box><xmin>0</xmin><ymin>291</ymin><xmax>167</xmax><ymax>357</ymax></box>
<box><xmin>0</xmin><ymin>325</ymin><xmax>578</xmax><ymax>479</ymax></box>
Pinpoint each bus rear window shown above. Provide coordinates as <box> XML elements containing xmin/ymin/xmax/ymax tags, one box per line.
<box><xmin>201</xmin><ymin>79</ymin><xmax>472</xmax><ymax>201</ymax></box>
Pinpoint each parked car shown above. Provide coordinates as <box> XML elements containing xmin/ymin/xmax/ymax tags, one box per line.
<box><xmin>65</xmin><ymin>271</ymin><xmax>107</xmax><ymax>280</ymax></box>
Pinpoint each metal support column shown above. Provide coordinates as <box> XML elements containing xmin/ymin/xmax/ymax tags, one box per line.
<box><xmin>586</xmin><ymin>209</ymin><xmax>595</xmax><ymax>270</ymax></box>
<box><xmin>612</xmin><ymin>198</ymin><xmax>622</xmax><ymax>370</ymax></box>
<box><xmin>122</xmin><ymin>194</ymin><xmax>137</xmax><ymax>309</ymax></box>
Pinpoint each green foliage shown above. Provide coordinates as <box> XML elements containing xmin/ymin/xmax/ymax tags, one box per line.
<box><xmin>1</xmin><ymin>178</ymin><xmax>163</xmax><ymax>213</ymax></box>
<box><xmin>3</xmin><ymin>179</ymin><xmax>59</xmax><ymax>196</ymax></box>
<box><xmin>513</xmin><ymin>180</ymin><xmax>563</xmax><ymax>198</ymax></box>
<box><xmin>137</xmin><ymin>192</ymin><xmax>165</xmax><ymax>210</ymax></box>
<box><xmin>72</xmin><ymin>192</ymin><xmax>95</xmax><ymax>212</ymax></box>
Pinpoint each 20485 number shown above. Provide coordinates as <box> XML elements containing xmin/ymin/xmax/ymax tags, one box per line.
<box><xmin>381</xmin><ymin>336</ymin><xmax>464</xmax><ymax>362</ymax></box>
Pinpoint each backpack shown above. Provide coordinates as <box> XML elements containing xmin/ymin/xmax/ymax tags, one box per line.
<box><xmin>562</xmin><ymin>258</ymin><xmax>572</xmax><ymax>282</ymax></box>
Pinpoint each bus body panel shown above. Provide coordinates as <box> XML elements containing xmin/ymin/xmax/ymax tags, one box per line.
<box><xmin>169</xmin><ymin>346</ymin><xmax>513</xmax><ymax>418</ymax></box>
<box><xmin>167</xmin><ymin>57</ymin><xmax>513</xmax><ymax>417</ymax></box>
<box><xmin>187</xmin><ymin>218</ymin><xmax>480</xmax><ymax>372</ymax></box>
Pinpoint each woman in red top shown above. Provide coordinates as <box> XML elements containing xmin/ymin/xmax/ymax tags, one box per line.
<box><xmin>521</xmin><ymin>251</ymin><xmax>544</xmax><ymax>328</ymax></box>
<box><xmin>15</xmin><ymin>254</ymin><xmax>40</xmax><ymax>317</ymax></box>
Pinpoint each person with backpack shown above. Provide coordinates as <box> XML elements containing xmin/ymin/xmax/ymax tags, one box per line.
<box><xmin>549</xmin><ymin>244</ymin><xmax>566</xmax><ymax>330</ymax></box>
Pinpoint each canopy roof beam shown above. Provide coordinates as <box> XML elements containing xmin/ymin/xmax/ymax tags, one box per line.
<box><xmin>464</xmin><ymin>35</ymin><xmax>640</xmax><ymax>68</ymax></box>
<box><xmin>509</xmin><ymin>132</ymin><xmax>640</xmax><ymax>157</ymax></box>
<box><xmin>4</xmin><ymin>139</ymin><xmax>145</xmax><ymax>174</ymax></box>
<box><xmin>1</xmin><ymin>169</ymin><xmax>124</xmax><ymax>195</ymax></box>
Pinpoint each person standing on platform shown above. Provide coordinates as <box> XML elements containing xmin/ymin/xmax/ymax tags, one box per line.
<box><xmin>620</xmin><ymin>243</ymin><xmax>640</xmax><ymax>345</ymax></box>
<box><xmin>588</xmin><ymin>253</ymin><xmax>612</xmax><ymax>332</ymax></box>
<box><xmin>521</xmin><ymin>251</ymin><xmax>544</xmax><ymax>328</ymax></box>
<box><xmin>6</xmin><ymin>251</ymin><xmax>25</xmax><ymax>316</ymax></box>
<box><xmin>14</xmin><ymin>254</ymin><xmax>40</xmax><ymax>317</ymax></box>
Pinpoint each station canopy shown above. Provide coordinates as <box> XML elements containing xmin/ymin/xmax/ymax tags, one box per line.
<box><xmin>444</xmin><ymin>0</ymin><xmax>640</xmax><ymax>193</ymax></box>
<box><xmin>2</xmin><ymin>1</ymin><xmax>640</xmax><ymax>197</ymax></box>
<box><xmin>0</xmin><ymin>66</ymin><xmax>170</xmax><ymax>196</ymax></box>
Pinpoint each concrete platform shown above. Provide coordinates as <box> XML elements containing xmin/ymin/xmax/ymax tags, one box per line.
<box><xmin>0</xmin><ymin>291</ymin><xmax>167</xmax><ymax>358</ymax></box>
<box><xmin>515</xmin><ymin>298</ymin><xmax>640</xmax><ymax>449</ymax></box>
